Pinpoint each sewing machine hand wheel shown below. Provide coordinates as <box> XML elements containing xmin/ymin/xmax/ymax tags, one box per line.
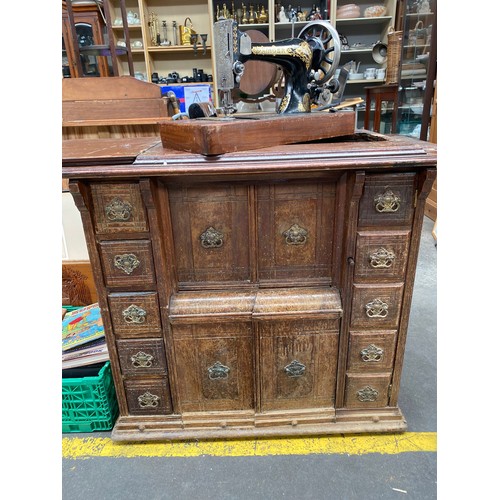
<box><xmin>298</xmin><ymin>20</ymin><xmax>341</xmax><ymax>84</ymax></box>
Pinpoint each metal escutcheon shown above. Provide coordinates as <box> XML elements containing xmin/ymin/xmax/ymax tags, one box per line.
<box><xmin>374</xmin><ymin>189</ymin><xmax>401</xmax><ymax>213</ymax></box>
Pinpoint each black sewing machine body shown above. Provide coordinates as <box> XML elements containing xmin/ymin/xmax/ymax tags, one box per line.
<box><xmin>213</xmin><ymin>19</ymin><xmax>342</xmax><ymax>115</ymax></box>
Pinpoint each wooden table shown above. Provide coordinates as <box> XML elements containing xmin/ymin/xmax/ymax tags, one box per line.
<box><xmin>62</xmin><ymin>130</ymin><xmax>436</xmax><ymax>442</ymax></box>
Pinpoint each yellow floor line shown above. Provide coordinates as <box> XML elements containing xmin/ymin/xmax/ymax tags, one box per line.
<box><xmin>62</xmin><ymin>432</ymin><xmax>436</xmax><ymax>459</ymax></box>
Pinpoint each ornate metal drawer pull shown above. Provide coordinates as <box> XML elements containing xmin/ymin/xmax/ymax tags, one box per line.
<box><xmin>360</xmin><ymin>344</ymin><xmax>384</xmax><ymax>362</ymax></box>
<box><xmin>200</xmin><ymin>226</ymin><xmax>224</xmax><ymax>248</ymax></box>
<box><xmin>369</xmin><ymin>247</ymin><xmax>395</xmax><ymax>268</ymax></box>
<box><xmin>138</xmin><ymin>391</ymin><xmax>160</xmax><ymax>408</ymax></box>
<box><xmin>365</xmin><ymin>298</ymin><xmax>389</xmax><ymax>318</ymax></box>
<box><xmin>374</xmin><ymin>189</ymin><xmax>401</xmax><ymax>213</ymax></box>
<box><xmin>283</xmin><ymin>224</ymin><xmax>308</xmax><ymax>245</ymax></box>
<box><xmin>105</xmin><ymin>197</ymin><xmax>132</xmax><ymax>221</ymax></box>
<box><xmin>131</xmin><ymin>351</ymin><xmax>154</xmax><ymax>368</ymax></box>
<box><xmin>208</xmin><ymin>361</ymin><xmax>230</xmax><ymax>380</ymax></box>
<box><xmin>357</xmin><ymin>386</ymin><xmax>379</xmax><ymax>402</ymax></box>
<box><xmin>114</xmin><ymin>253</ymin><xmax>140</xmax><ymax>274</ymax></box>
<box><xmin>284</xmin><ymin>359</ymin><xmax>306</xmax><ymax>377</ymax></box>
<box><xmin>122</xmin><ymin>304</ymin><xmax>147</xmax><ymax>324</ymax></box>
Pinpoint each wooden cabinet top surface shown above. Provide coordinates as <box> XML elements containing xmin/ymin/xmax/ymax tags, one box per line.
<box><xmin>61</xmin><ymin>131</ymin><xmax>437</xmax><ymax>179</ymax></box>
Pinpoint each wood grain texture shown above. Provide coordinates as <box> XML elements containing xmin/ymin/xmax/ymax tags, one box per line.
<box><xmin>159</xmin><ymin>111</ymin><xmax>356</xmax><ymax>155</ymax></box>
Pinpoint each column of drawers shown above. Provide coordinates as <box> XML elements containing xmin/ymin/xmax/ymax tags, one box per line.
<box><xmin>344</xmin><ymin>173</ymin><xmax>416</xmax><ymax>409</ymax></box>
<box><xmin>90</xmin><ymin>182</ymin><xmax>173</xmax><ymax>416</ymax></box>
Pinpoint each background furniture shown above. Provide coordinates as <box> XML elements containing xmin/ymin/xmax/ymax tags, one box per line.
<box><xmin>363</xmin><ymin>83</ymin><xmax>399</xmax><ymax>133</ymax></box>
<box><xmin>63</xmin><ymin>129</ymin><xmax>436</xmax><ymax>441</ymax></box>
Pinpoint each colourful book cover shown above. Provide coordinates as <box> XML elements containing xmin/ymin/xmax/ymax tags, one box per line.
<box><xmin>62</xmin><ymin>303</ymin><xmax>105</xmax><ymax>351</ymax></box>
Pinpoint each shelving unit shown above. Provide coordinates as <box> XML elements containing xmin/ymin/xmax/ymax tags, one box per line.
<box><xmin>64</xmin><ymin>1</ymin><xmax>403</xmax><ymax>116</ymax></box>
<box><xmin>396</xmin><ymin>0</ymin><xmax>436</xmax><ymax>139</ymax></box>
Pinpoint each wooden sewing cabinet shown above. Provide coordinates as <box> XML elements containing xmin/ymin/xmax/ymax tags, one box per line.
<box><xmin>62</xmin><ymin>131</ymin><xmax>436</xmax><ymax>442</ymax></box>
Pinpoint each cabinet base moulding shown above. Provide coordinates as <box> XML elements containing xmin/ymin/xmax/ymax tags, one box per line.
<box><xmin>110</xmin><ymin>407</ymin><xmax>407</xmax><ymax>442</ymax></box>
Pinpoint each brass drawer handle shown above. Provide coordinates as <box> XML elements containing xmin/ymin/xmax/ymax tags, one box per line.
<box><xmin>208</xmin><ymin>361</ymin><xmax>230</xmax><ymax>380</ymax></box>
<box><xmin>357</xmin><ymin>386</ymin><xmax>379</xmax><ymax>402</ymax></box>
<box><xmin>114</xmin><ymin>253</ymin><xmax>140</xmax><ymax>274</ymax></box>
<box><xmin>131</xmin><ymin>351</ymin><xmax>154</xmax><ymax>368</ymax></box>
<box><xmin>374</xmin><ymin>189</ymin><xmax>401</xmax><ymax>213</ymax></box>
<box><xmin>122</xmin><ymin>304</ymin><xmax>147</xmax><ymax>324</ymax></box>
<box><xmin>200</xmin><ymin>226</ymin><xmax>224</xmax><ymax>248</ymax></box>
<box><xmin>365</xmin><ymin>298</ymin><xmax>389</xmax><ymax>318</ymax></box>
<box><xmin>284</xmin><ymin>359</ymin><xmax>306</xmax><ymax>377</ymax></box>
<box><xmin>360</xmin><ymin>344</ymin><xmax>384</xmax><ymax>362</ymax></box>
<box><xmin>105</xmin><ymin>197</ymin><xmax>132</xmax><ymax>221</ymax></box>
<box><xmin>138</xmin><ymin>391</ymin><xmax>160</xmax><ymax>408</ymax></box>
<box><xmin>283</xmin><ymin>224</ymin><xmax>308</xmax><ymax>245</ymax></box>
<box><xmin>369</xmin><ymin>247</ymin><xmax>395</xmax><ymax>268</ymax></box>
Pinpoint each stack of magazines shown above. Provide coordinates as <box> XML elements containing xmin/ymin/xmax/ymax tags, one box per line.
<box><xmin>62</xmin><ymin>303</ymin><xmax>109</xmax><ymax>369</ymax></box>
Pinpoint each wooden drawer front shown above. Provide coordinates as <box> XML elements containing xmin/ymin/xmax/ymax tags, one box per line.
<box><xmin>168</xmin><ymin>184</ymin><xmax>250</xmax><ymax>284</ymax></box>
<box><xmin>172</xmin><ymin>323</ymin><xmax>254</xmax><ymax>412</ymax></box>
<box><xmin>91</xmin><ymin>182</ymin><xmax>148</xmax><ymax>234</ymax></box>
<box><xmin>257</xmin><ymin>182</ymin><xmax>335</xmax><ymax>283</ymax></box>
<box><xmin>350</xmin><ymin>283</ymin><xmax>404</xmax><ymax>330</ymax></box>
<box><xmin>358</xmin><ymin>174</ymin><xmax>415</xmax><ymax>228</ymax></box>
<box><xmin>344</xmin><ymin>373</ymin><xmax>392</xmax><ymax>409</ymax></box>
<box><xmin>124</xmin><ymin>378</ymin><xmax>172</xmax><ymax>415</ymax></box>
<box><xmin>116</xmin><ymin>339</ymin><xmax>167</xmax><ymax>376</ymax></box>
<box><xmin>354</xmin><ymin>230</ymin><xmax>411</xmax><ymax>282</ymax></box>
<box><xmin>100</xmin><ymin>240</ymin><xmax>156</xmax><ymax>288</ymax></box>
<box><xmin>259</xmin><ymin>319</ymin><xmax>339</xmax><ymax>411</ymax></box>
<box><xmin>347</xmin><ymin>330</ymin><xmax>397</xmax><ymax>373</ymax></box>
<box><xmin>108</xmin><ymin>292</ymin><xmax>162</xmax><ymax>337</ymax></box>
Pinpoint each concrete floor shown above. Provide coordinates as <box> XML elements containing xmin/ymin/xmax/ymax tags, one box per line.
<box><xmin>62</xmin><ymin>216</ymin><xmax>437</xmax><ymax>500</ymax></box>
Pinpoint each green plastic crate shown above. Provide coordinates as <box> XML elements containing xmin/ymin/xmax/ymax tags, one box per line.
<box><xmin>62</xmin><ymin>361</ymin><xmax>118</xmax><ymax>433</ymax></box>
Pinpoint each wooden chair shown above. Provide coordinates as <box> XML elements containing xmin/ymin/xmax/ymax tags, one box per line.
<box><xmin>364</xmin><ymin>83</ymin><xmax>399</xmax><ymax>133</ymax></box>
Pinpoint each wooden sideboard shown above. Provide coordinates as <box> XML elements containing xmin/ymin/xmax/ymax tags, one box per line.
<box><xmin>62</xmin><ymin>131</ymin><xmax>436</xmax><ymax>442</ymax></box>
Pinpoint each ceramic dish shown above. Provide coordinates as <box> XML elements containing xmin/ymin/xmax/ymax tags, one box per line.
<box><xmin>364</xmin><ymin>5</ymin><xmax>386</xmax><ymax>17</ymax></box>
<box><xmin>348</xmin><ymin>72</ymin><xmax>364</xmax><ymax>80</ymax></box>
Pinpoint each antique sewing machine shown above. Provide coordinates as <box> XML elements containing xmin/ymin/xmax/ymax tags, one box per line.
<box><xmin>212</xmin><ymin>18</ymin><xmax>342</xmax><ymax>115</ymax></box>
<box><xmin>160</xmin><ymin>18</ymin><xmax>356</xmax><ymax>154</ymax></box>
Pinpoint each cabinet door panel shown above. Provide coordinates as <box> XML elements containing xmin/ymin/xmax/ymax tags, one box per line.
<box><xmin>350</xmin><ymin>283</ymin><xmax>404</xmax><ymax>330</ymax></box>
<box><xmin>172</xmin><ymin>323</ymin><xmax>254</xmax><ymax>412</ymax></box>
<box><xmin>108</xmin><ymin>292</ymin><xmax>162</xmax><ymax>338</ymax></box>
<box><xmin>344</xmin><ymin>373</ymin><xmax>392</xmax><ymax>409</ymax></box>
<box><xmin>124</xmin><ymin>378</ymin><xmax>173</xmax><ymax>415</ymax></box>
<box><xmin>90</xmin><ymin>182</ymin><xmax>149</xmax><ymax>234</ymax></box>
<box><xmin>355</xmin><ymin>230</ymin><xmax>411</xmax><ymax>282</ymax></box>
<box><xmin>259</xmin><ymin>319</ymin><xmax>339</xmax><ymax>411</ymax></box>
<box><xmin>168</xmin><ymin>184</ymin><xmax>251</xmax><ymax>285</ymax></box>
<box><xmin>256</xmin><ymin>182</ymin><xmax>335</xmax><ymax>283</ymax></box>
<box><xmin>358</xmin><ymin>174</ymin><xmax>416</xmax><ymax>228</ymax></box>
<box><xmin>100</xmin><ymin>240</ymin><xmax>156</xmax><ymax>288</ymax></box>
<box><xmin>347</xmin><ymin>330</ymin><xmax>397</xmax><ymax>373</ymax></box>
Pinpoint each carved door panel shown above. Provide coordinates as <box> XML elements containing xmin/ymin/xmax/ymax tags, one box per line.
<box><xmin>256</xmin><ymin>182</ymin><xmax>336</xmax><ymax>284</ymax></box>
<box><xmin>168</xmin><ymin>184</ymin><xmax>251</xmax><ymax>286</ymax></box>
<box><xmin>258</xmin><ymin>319</ymin><xmax>339</xmax><ymax>411</ymax></box>
<box><xmin>171</xmin><ymin>322</ymin><xmax>255</xmax><ymax>412</ymax></box>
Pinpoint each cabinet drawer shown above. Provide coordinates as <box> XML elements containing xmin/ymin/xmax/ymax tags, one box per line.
<box><xmin>168</xmin><ymin>184</ymin><xmax>251</xmax><ymax>285</ymax></box>
<box><xmin>358</xmin><ymin>174</ymin><xmax>416</xmax><ymax>228</ymax></box>
<box><xmin>171</xmin><ymin>323</ymin><xmax>254</xmax><ymax>412</ymax></box>
<box><xmin>91</xmin><ymin>182</ymin><xmax>149</xmax><ymax>234</ymax></box>
<box><xmin>100</xmin><ymin>240</ymin><xmax>156</xmax><ymax>288</ymax></box>
<box><xmin>124</xmin><ymin>378</ymin><xmax>173</xmax><ymax>415</ymax></box>
<box><xmin>347</xmin><ymin>330</ymin><xmax>397</xmax><ymax>373</ymax></box>
<box><xmin>350</xmin><ymin>283</ymin><xmax>404</xmax><ymax>330</ymax></box>
<box><xmin>108</xmin><ymin>292</ymin><xmax>162</xmax><ymax>338</ymax></box>
<box><xmin>354</xmin><ymin>230</ymin><xmax>411</xmax><ymax>282</ymax></box>
<box><xmin>344</xmin><ymin>373</ymin><xmax>392</xmax><ymax>408</ymax></box>
<box><xmin>116</xmin><ymin>339</ymin><xmax>167</xmax><ymax>376</ymax></box>
<box><xmin>259</xmin><ymin>319</ymin><xmax>339</xmax><ymax>411</ymax></box>
<box><xmin>256</xmin><ymin>182</ymin><xmax>335</xmax><ymax>283</ymax></box>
